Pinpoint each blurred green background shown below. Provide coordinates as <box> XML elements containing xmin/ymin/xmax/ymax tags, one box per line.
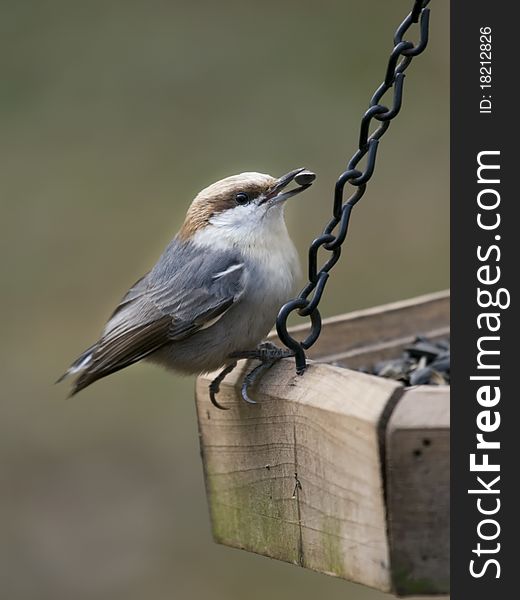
<box><xmin>1</xmin><ymin>1</ymin><xmax>448</xmax><ymax>599</ymax></box>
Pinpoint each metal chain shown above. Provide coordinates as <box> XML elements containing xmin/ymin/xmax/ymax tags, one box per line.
<box><xmin>276</xmin><ymin>0</ymin><xmax>432</xmax><ymax>374</ymax></box>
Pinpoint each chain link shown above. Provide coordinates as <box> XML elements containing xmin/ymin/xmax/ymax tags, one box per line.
<box><xmin>276</xmin><ymin>0</ymin><xmax>432</xmax><ymax>374</ymax></box>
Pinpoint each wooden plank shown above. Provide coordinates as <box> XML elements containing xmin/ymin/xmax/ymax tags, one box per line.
<box><xmin>268</xmin><ymin>290</ymin><xmax>449</xmax><ymax>363</ymax></box>
<box><xmin>386</xmin><ymin>387</ymin><xmax>450</xmax><ymax>596</ymax></box>
<box><xmin>196</xmin><ymin>360</ymin><xmax>403</xmax><ymax>592</ymax></box>
<box><xmin>196</xmin><ymin>291</ymin><xmax>450</xmax><ymax>595</ymax></box>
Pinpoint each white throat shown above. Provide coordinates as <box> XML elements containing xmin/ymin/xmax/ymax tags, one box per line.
<box><xmin>193</xmin><ymin>204</ymin><xmax>289</xmax><ymax>252</ymax></box>
<box><xmin>191</xmin><ymin>205</ymin><xmax>301</xmax><ymax>288</ymax></box>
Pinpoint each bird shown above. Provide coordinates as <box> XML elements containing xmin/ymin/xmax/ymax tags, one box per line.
<box><xmin>58</xmin><ymin>168</ymin><xmax>316</xmax><ymax>409</ymax></box>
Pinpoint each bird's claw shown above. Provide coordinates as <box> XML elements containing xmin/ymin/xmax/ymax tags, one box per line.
<box><xmin>240</xmin><ymin>361</ymin><xmax>276</xmax><ymax>404</ymax></box>
<box><xmin>208</xmin><ymin>361</ymin><xmax>237</xmax><ymax>410</ymax></box>
<box><xmin>241</xmin><ymin>376</ymin><xmax>257</xmax><ymax>405</ymax></box>
<box><xmin>210</xmin><ymin>344</ymin><xmax>295</xmax><ymax>408</ymax></box>
<box><xmin>233</xmin><ymin>342</ymin><xmax>295</xmax><ymax>405</ymax></box>
<box><xmin>209</xmin><ymin>385</ymin><xmax>228</xmax><ymax>410</ymax></box>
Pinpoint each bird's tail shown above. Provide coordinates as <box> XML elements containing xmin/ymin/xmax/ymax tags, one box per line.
<box><xmin>56</xmin><ymin>344</ymin><xmax>97</xmax><ymax>395</ymax></box>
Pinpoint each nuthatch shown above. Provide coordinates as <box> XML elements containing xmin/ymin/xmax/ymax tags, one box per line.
<box><xmin>59</xmin><ymin>168</ymin><xmax>316</xmax><ymax>408</ymax></box>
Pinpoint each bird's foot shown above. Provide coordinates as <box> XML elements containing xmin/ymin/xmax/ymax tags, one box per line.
<box><xmin>208</xmin><ymin>361</ymin><xmax>237</xmax><ymax>410</ymax></box>
<box><xmin>229</xmin><ymin>342</ymin><xmax>295</xmax><ymax>404</ymax></box>
<box><xmin>229</xmin><ymin>341</ymin><xmax>295</xmax><ymax>363</ymax></box>
<box><xmin>208</xmin><ymin>344</ymin><xmax>294</xmax><ymax>409</ymax></box>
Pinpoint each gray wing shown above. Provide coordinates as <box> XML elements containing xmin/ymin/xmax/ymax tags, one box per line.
<box><xmin>69</xmin><ymin>241</ymin><xmax>246</xmax><ymax>394</ymax></box>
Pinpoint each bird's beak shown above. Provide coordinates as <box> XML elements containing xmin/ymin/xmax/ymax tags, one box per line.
<box><xmin>261</xmin><ymin>168</ymin><xmax>316</xmax><ymax>206</ymax></box>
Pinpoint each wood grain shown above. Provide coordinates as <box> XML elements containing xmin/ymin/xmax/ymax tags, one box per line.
<box><xmin>386</xmin><ymin>387</ymin><xmax>450</xmax><ymax>595</ymax></box>
<box><xmin>196</xmin><ymin>361</ymin><xmax>403</xmax><ymax>592</ymax></box>
<box><xmin>196</xmin><ymin>291</ymin><xmax>450</xmax><ymax>596</ymax></box>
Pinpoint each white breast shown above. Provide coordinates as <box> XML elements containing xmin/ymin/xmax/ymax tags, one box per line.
<box><xmin>191</xmin><ymin>205</ymin><xmax>301</xmax><ymax>300</ymax></box>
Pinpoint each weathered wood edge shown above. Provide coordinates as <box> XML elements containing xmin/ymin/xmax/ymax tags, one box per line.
<box><xmin>196</xmin><ymin>361</ymin><xmax>404</xmax><ymax>592</ymax></box>
<box><xmin>195</xmin><ymin>290</ymin><xmax>450</xmax><ymax>596</ymax></box>
<box><xmin>385</xmin><ymin>387</ymin><xmax>450</xmax><ymax>596</ymax></box>
<box><xmin>196</xmin><ymin>370</ymin><xmax>450</xmax><ymax>596</ymax></box>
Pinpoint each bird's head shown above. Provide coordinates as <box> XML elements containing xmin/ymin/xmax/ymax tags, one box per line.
<box><xmin>179</xmin><ymin>168</ymin><xmax>315</xmax><ymax>248</ymax></box>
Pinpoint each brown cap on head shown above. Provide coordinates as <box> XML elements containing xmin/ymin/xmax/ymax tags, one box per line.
<box><xmin>179</xmin><ymin>172</ymin><xmax>277</xmax><ymax>240</ymax></box>
<box><xmin>178</xmin><ymin>169</ymin><xmax>316</xmax><ymax>241</ymax></box>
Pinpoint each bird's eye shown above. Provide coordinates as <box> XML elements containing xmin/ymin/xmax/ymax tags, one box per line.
<box><xmin>235</xmin><ymin>192</ymin><xmax>250</xmax><ymax>205</ymax></box>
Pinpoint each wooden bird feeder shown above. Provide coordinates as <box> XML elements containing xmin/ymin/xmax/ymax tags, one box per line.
<box><xmin>195</xmin><ymin>290</ymin><xmax>449</xmax><ymax>597</ymax></box>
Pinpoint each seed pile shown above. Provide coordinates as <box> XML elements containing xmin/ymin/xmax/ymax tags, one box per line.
<box><xmin>363</xmin><ymin>336</ymin><xmax>450</xmax><ymax>386</ymax></box>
